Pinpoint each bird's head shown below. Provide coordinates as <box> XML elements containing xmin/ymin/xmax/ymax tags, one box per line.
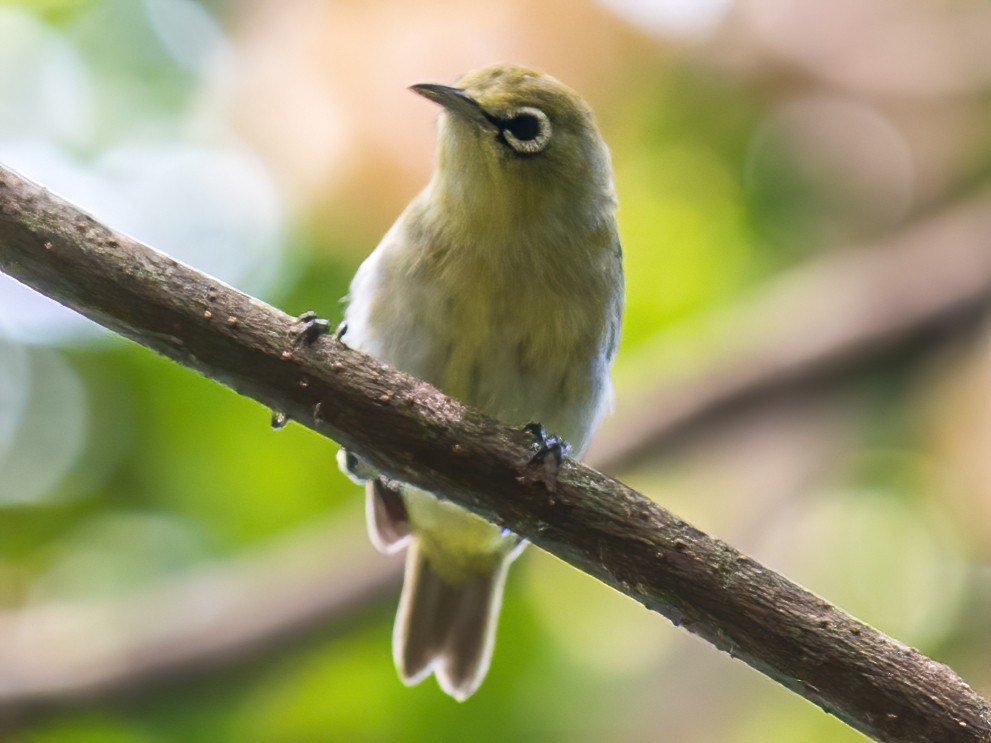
<box><xmin>411</xmin><ymin>65</ymin><xmax>615</xmax><ymax>219</ymax></box>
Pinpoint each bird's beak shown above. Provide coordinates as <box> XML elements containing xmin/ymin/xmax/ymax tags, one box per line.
<box><xmin>409</xmin><ymin>83</ymin><xmax>492</xmax><ymax>127</ymax></box>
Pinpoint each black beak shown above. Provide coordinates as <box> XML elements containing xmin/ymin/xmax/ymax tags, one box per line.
<box><xmin>409</xmin><ymin>83</ymin><xmax>492</xmax><ymax>127</ymax></box>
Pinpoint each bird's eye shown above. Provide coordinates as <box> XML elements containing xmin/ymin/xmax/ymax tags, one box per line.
<box><xmin>501</xmin><ymin>107</ymin><xmax>551</xmax><ymax>155</ymax></box>
<box><xmin>505</xmin><ymin>113</ymin><xmax>541</xmax><ymax>141</ymax></box>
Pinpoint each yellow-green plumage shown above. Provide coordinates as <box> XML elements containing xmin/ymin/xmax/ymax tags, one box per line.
<box><xmin>341</xmin><ymin>64</ymin><xmax>623</xmax><ymax>700</ymax></box>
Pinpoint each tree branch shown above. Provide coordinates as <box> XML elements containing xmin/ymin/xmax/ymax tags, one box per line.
<box><xmin>3</xmin><ymin>204</ymin><xmax>989</xmax><ymax>723</ymax></box>
<box><xmin>0</xmin><ymin>164</ymin><xmax>988</xmax><ymax>742</ymax></box>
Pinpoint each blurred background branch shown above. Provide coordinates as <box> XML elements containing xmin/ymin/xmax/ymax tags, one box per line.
<box><xmin>592</xmin><ymin>195</ymin><xmax>991</xmax><ymax>471</ymax></box>
<box><xmin>0</xmin><ymin>520</ymin><xmax>403</xmax><ymax>725</ymax></box>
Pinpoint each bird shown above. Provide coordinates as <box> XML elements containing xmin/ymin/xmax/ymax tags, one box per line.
<box><xmin>338</xmin><ymin>63</ymin><xmax>623</xmax><ymax>701</ymax></box>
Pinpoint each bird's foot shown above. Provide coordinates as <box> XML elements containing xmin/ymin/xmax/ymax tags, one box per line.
<box><xmin>292</xmin><ymin>311</ymin><xmax>332</xmax><ymax>346</ymax></box>
<box><xmin>522</xmin><ymin>422</ymin><xmax>570</xmax><ymax>493</ymax></box>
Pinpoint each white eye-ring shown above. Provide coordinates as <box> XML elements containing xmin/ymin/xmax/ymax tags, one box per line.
<box><xmin>501</xmin><ymin>106</ymin><xmax>552</xmax><ymax>154</ymax></box>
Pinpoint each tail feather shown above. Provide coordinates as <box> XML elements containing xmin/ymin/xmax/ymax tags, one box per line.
<box><xmin>366</xmin><ymin>480</ymin><xmax>410</xmax><ymax>554</ymax></box>
<box><xmin>394</xmin><ymin>541</ymin><xmax>507</xmax><ymax>701</ymax></box>
<box><xmin>436</xmin><ymin>573</ymin><xmax>505</xmax><ymax>698</ymax></box>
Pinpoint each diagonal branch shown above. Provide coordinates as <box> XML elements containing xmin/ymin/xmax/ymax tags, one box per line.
<box><xmin>0</xmin><ymin>164</ymin><xmax>988</xmax><ymax>743</ymax></box>
<box><xmin>5</xmin><ymin>190</ymin><xmax>989</xmax><ymax>723</ymax></box>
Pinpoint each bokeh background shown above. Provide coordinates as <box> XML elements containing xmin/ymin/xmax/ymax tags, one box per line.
<box><xmin>2</xmin><ymin>0</ymin><xmax>991</xmax><ymax>741</ymax></box>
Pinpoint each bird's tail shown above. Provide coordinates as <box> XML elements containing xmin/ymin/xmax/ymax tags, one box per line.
<box><xmin>393</xmin><ymin>540</ymin><xmax>508</xmax><ymax>701</ymax></box>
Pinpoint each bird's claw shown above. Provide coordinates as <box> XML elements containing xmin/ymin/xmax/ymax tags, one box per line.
<box><xmin>293</xmin><ymin>311</ymin><xmax>332</xmax><ymax>346</ymax></box>
<box><xmin>522</xmin><ymin>422</ymin><xmax>570</xmax><ymax>492</ymax></box>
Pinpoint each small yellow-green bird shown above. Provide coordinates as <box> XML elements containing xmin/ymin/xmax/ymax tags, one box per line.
<box><xmin>340</xmin><ymin>64</ymin><xmax>623</xmax><ymax>700</ymax></box>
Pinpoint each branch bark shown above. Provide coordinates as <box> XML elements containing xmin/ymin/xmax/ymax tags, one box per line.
<box><xmin>1</xmin><ymin>164</ymin><xmax>988</xmax><ymax>743</ymax></box>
